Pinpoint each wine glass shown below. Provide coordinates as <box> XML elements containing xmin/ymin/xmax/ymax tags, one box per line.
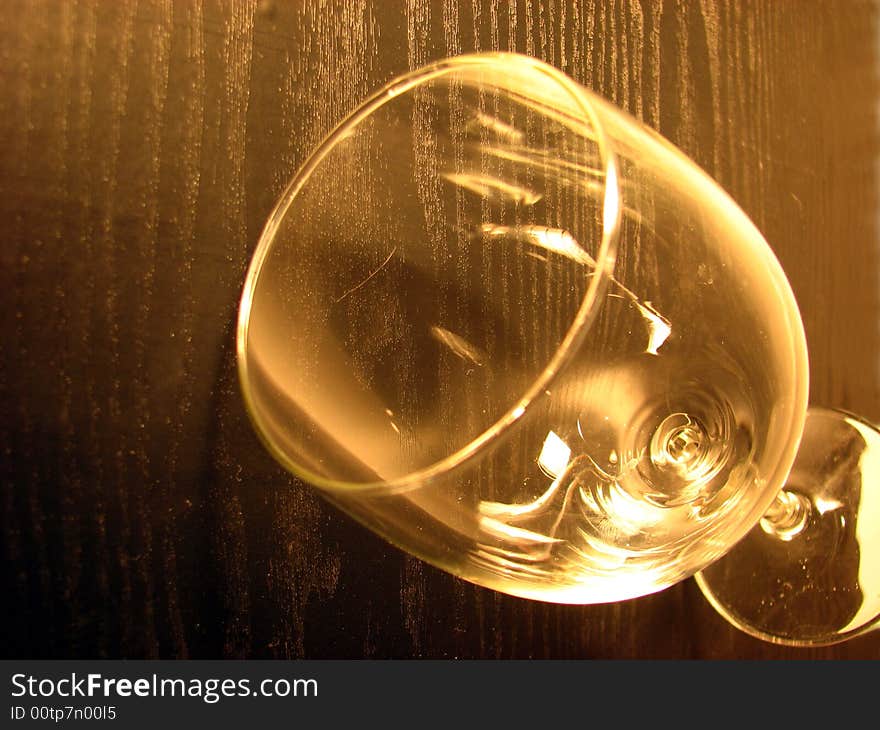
<box><xmin>236</xmin><ymin>52</ymin><xmax>879</xmax><ymax>645</ymax></box>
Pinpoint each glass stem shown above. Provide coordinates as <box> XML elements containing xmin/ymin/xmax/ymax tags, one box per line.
<box><xmin>759</xmin><ymin>488</ymin><xmax>811</xmax><ymax>541</ymax></box>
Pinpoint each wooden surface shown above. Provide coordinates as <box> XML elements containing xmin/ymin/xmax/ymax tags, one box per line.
<box><xmin>2</xmin><ymin>0</ymin><xmax>878</xmax><ymax>659</ymax></box>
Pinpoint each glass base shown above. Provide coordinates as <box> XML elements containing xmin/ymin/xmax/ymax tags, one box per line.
<box><xmin>696</xmin><ymin>407</ymin><xmax>880</xmax><ymax>646</ymax></box>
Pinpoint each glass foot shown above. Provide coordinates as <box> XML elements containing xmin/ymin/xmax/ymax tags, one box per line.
<box><xmin>696</xmin><ymin>407</ymin><xmax>880</xmax><ymax>646</ymax></box>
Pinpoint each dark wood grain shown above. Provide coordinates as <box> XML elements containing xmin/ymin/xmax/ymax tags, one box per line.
<box><xmin>1</xmin><ymin>0</ymin><xmax>878</xmax><ymax>659</ymax></box>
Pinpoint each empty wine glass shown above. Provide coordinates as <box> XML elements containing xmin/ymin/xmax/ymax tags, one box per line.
<box><xmin>237</xmin><ymin>52</ymin><xmax>879</xmax><ymax>645</ymax></box>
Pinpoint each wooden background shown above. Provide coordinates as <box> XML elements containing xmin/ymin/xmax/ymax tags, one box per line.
<box><xmin>2</xmin><ymin>0</ymin><xmax>878</xmax><ymax>659</ymax></box>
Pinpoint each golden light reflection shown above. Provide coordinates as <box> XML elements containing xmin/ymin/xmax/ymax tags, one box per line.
<box><xmin>839</xmin><ymin>418</ymin><xmax>880</xmax><ymax>634</ymax></box>
<box><xmin>586</xmin><ymin>482</ymin><xmax>664</xmax><ymax>535</ymax></box>
<box><xmin>814</xmin><ymin>496</ymin><xmax>844</xmax><ymax>515</ymax></box>
<box><xmin>603</xmin><ymin>161</ymin><xmax>620</xmax><ymax>238</ymax></box>
<box><xmin>479</xmin><ymin>430</ymin><xmax>571</xmax><ymax>520</ymax></box>
<box><xmin>480</xmin><ymin>223</ymin><xmax>595</xmax><ymax>266</ymax></box>
<box><xmin>430</xmin><ymin>325</ymin><xmax>487</xmax><ymax>366</ymax></box>
<box><xmin>467</xmin><ymin>110</ymin><xmax>526</xmax><ymax>144</ymax></box>
<box><xmin>636</xmin><ymin>301</ymin><xmax>673</xmax><ymax>356</ymax></box>
<box><xmin>537</xmin><ymin>431</ymin><xmax>572</xmax><ymax>480</ymax></box>
<box><xmin>442</xmin><ymin>171</ymin><xmax>542</xmax><ymax>205</ymax></box>
<box><xmin>478</xmin><ymin>515</ymin><xmax>563</xmax><ymax>544</ymax></box>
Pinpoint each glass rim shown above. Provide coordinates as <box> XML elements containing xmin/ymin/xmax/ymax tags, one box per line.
<box><xmin>236</xmin><ymin>52</ymin><xmax>622</xmax><ymax>494</ymax></box>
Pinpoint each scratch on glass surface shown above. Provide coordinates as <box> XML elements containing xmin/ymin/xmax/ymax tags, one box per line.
<box><xmin>334</xmin><ymin>247</ymin><xmax>397</xmax><ymax>303</ymax></box>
